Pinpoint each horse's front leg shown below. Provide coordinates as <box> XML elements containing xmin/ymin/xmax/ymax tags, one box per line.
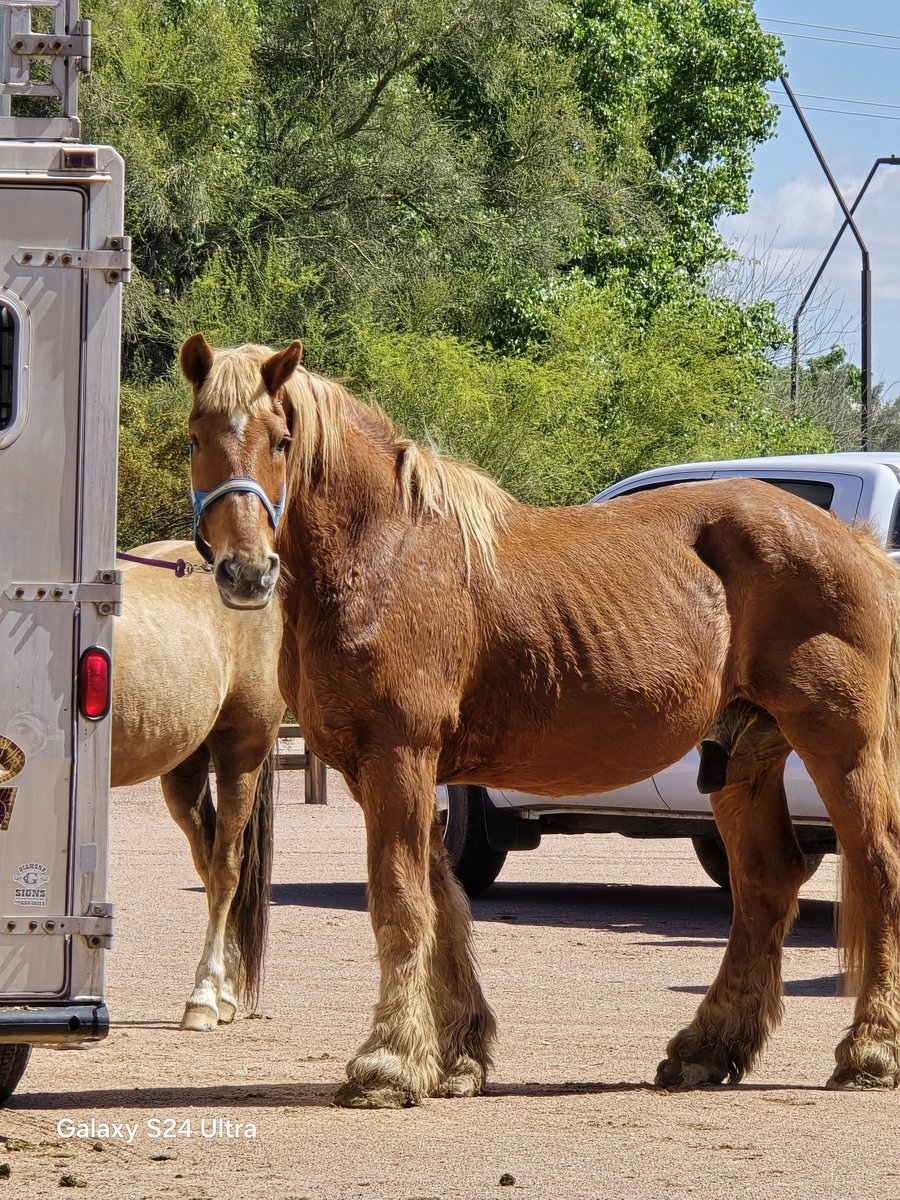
<box><xmin>427</xmin><ymin>823</ymin><xmax>496</xmax><ymax>1097</ymax></box>
<box><xmin>335</xmin><ymin>746</ymin><xmax>449</xmax><ymax>1108</ymax></box>
<box><xmin>160</xmin><ymin>750</ymin><xmax>219</xmax><ymax>1030</ymax></box>
<box><xmin>657</xmin><ymin>724</ymin><xmax>803</xmax><ymax>1088</ymax></box>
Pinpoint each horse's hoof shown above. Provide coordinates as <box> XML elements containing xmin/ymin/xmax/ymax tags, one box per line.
<box><xmin>826</xmin><ymin>1066</ymin><xmax>899</xmax><ymax>1090</ymax></box>
<box><xmin>333</xmin><ymin>1080</ymin><xmax>416</xmax><ymax>1109</ymax></box>
<box><xmin>432</xmin><ymin>1074</ymin><xmax>481</xmax><ymax>1098</ymax></box>
<box><xmin>655</xmin><ymin>1057</ymin><xmax>727</xmax><ymax>1090</ymax></box>
<box><xmin>180</xmin><ymin>1005</ymin><xmax>218</xmax><ymax>1033</ymax></box>
<box><xmin>217</xmin><ymin>999</ymin><xmax>237</xmax><ymax>1025</ymax></box>
<box><xmin>432</xmin><ymin>1057</ymin><xmax>484</xmax><ymax>1098</ymax></box>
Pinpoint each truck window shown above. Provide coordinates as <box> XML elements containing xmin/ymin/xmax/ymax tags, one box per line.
<box><xmin>755</xmin><ymin>478</ymin><xmax>834</xmax><ymax>510</ymax></box>
<box><xmin>0</xmin><ymin>302</ymin><xmax>15</xmax><ymax>432</ymax></box>
<box><xmin>888</xmin><ymin>496</ymin><xmax>900</xmax><ymax>552</ymax></box>
<box><xmin>613</xmin><ymin>476</ymin><xmax>834</xmax><ymax>510</ymax></box>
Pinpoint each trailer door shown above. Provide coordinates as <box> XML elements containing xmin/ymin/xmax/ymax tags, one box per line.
<box><xmin>0</xmin><ymin>184</ymin><xmax>88</xmax><ymax>996</ymax></box>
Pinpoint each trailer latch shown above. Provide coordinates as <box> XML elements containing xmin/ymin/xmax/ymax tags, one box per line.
<box><xmin>15</xmin><ymin>236</ymin><xmax>131</xmax><ymax>283</ymax></box>
<box><xmin>2</xmin><ymin>904</ymin><xmax>114</xmax><ymax>950</ymax></box>
<box><xmin>7</xmin><ymin>28</ymin><xmax>92</xmax><ymax>70</ymax></box>
<box><xmin>4</xmin><ymin>571</ymin><xmax>123</xmax><ymax>615</ymax></box>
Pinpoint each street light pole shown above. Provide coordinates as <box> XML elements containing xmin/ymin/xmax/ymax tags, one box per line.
<box><xmin>779</xmin><ymin>74</ymin><xmax>874</xmax><ymax>449</ymax></box>
<box><xmin>790</xmin><ymin>155</ymin><xmax>900</xmax><ymax>447</ymax></box>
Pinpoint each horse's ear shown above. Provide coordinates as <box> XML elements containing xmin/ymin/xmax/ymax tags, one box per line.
<box><xmin>262</xmin><ymin>340</ymin><xmax>303</xmax><ymax>397</ymax></box>
<box><xmin>180</xmin><ymin>333</ymin><xmax>214</xmax><ymax>388</ymax></box>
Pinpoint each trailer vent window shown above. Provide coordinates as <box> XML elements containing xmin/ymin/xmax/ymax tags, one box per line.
<box><xmin>0</xmin><ymin>303</ymin><xmax>15</xmax><ymax>433</ymax></box>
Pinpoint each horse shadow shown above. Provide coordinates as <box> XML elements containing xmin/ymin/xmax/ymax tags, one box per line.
<box><xmin>269</xmin><ymin>878</ymin><xmax>835</xmax><ymax>949</ymax></box>
<box><xmin>269</xmin><ymin>879</ymin><xmax>843</xmax><ymax>1000</ymax></box>
<box><xmin>8</xmin><ymin>1083</ymin><xmax>335</xmax><ymax>1111</ymax></box>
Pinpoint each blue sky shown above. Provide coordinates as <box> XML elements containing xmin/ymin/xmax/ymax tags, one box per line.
<box><xmin>718</xmin><ymin>2</ymin><xmax>900</xmax><ymax>402</ymax></box>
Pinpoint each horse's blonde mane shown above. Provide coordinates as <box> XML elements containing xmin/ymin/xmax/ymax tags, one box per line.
<box><xmin>199</xmin><ymin>343</ymin><xmax>512</xmax><ymax>573</ymax></box>
<box><xmin>197</xmin><ymin>345</ymin><xmax>272</xmax><ymax>415</ymax></box>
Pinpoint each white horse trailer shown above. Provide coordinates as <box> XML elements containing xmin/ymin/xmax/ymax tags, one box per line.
<box><xmin>0</xmin><ymin>0</ymin><xmax>124</xmax><ymax>1100</ymax></box>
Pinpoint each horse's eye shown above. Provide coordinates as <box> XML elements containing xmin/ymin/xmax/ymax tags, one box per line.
<box><xmin>275</xmin><ymin>437</ymin><xmax>290</xmax><ymax>454</ymax></box>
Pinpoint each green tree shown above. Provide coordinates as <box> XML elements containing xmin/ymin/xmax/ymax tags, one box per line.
<box><xmin>82</xmin><ymin>0</ymin><xmax>255</xmax><ymax>373</ymax></box>
<box><xmin>563</xmin><ymin>0</ymin><xmax>783</xmax><ymax>288</ymax></box>
<box><xmin>249</xmin><ymin>0</ymin><xmax>623</xmax><ymax>340</ymax></box>
<box><xmin>77</xmin><ymin>0</ymin><xmax>826</xmax><ymax>543</ymax></box>
<box><xmin>764</xmin><ymin>346</ymin><xmax>900</xmax><ymax>452</ymax></box>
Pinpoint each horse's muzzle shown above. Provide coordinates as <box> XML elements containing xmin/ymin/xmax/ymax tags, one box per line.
<box><xmin>214</xmin><ymin>554</ymin><xmax>279</xmax><ymax>609</ymax></box>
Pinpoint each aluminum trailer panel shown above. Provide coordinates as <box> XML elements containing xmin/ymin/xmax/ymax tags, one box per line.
<box><xmin>0</xmin><ymin>138</ymin><xmax>123</xmax><ymax>1041</ymax></box>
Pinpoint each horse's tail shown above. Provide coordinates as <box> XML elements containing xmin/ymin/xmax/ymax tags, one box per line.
<box><xmin>230</xmin><ymin>745</ymin><xmax>276</xmax><ymax>1011</ymax></box>
<box><xmin>838</xmin><ymin>542</ymin><xmax>900</xmax><ymax>991</ymax></box>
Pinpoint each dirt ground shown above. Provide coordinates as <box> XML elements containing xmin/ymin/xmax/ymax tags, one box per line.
<box><xmin>1</xmin><ymin>770</ymin><xmax>894</xmax><ymax>1199</ymax></box>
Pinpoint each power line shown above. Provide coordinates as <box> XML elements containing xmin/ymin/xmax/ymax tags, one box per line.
<box><xmin>760</xmin><ymin>16</ymin><xmax>900</xmax><ymax>42</ymax></box>
<box><xmin>768</xmin><ymin>96</ymin><xmax>900</xmax><ymax>124</ymax></box>
<box><xmin>773</xmin><ymin>31</ymin><xmax>900</xmax><ymax>53</ymax></box>
<box><xmin>786</xmin><ymin>90</ymin><xmax>900</xmax><ymax>114</ymax></box>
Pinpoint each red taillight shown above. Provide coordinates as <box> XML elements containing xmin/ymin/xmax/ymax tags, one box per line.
<box><xmin>79</xmin><ymin>648</ymin><xmax>111</xmax><ymax>720</ymax></box>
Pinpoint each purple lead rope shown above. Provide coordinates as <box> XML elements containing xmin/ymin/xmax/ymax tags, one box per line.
<box><xmin>116</xmin><ymin>551</ymin><xmax>191</xmax><ymax>577</ymax></box>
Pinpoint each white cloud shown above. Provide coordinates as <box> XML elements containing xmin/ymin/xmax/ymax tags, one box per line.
<box><xmin>717</xmin><ymin>168</ymin><xmax>900</xmax><ymax>398</ymax></box>
<box><xmin>774</xmin><ymin>178</ymin><xmax>840</xmax><ymax>242</ymax></box>
<box><xmin>721</xmin><ymin>167</ymin><xmax>900</xmax><ymax>304</ymax></box>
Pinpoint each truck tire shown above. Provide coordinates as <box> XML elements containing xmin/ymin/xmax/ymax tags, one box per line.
<box><xmin>691</xmin><ymin>835</ymin><xmax>825</xmax><ymax>890</ymax></box>
<box><xmin>442</xmin><ymin>785</ymin><xmax>507</xmax><ymax>897</ymax></box>
<box><xmin>0</xmin><ymin>1044</ymin><xmax>31</xmax><ymax>1104</ymax></box>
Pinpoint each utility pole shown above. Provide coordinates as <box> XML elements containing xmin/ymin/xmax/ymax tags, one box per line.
<box><xmin>779</xmin><ymin>74</ymin><xmax>872</xmax><ymax>449</ymax></box>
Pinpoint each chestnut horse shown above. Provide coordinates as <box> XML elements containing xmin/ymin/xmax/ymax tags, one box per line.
<box><xmin>181</xmin><ymin>332</ymin><xmax>900</xmax><ymax>1105</ymax></box>
<box><xmin>112</xmin><ymin>541</ymin><xmax>284</xmax><ymax>1030</ymax></box>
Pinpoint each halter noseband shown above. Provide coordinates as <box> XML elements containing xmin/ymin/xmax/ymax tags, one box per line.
<box><xmin>190</xmin><ymin>451</ymin><xmax>286</xmax><ymax>565</ymax></box>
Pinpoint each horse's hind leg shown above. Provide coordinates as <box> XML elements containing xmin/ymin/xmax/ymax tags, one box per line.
<box><xmin>799</xmin><ymin>744</ymin><xmax>900</xmax><ymax>1089</ymax></box>
<box><xmin>160</xmin><ymin>745</ymin><xmax>216</xmax><ymax>883</ymax></box>
<box><xmin>336</xmin><ymin>746</ymin><xmax>449</xmax><ymax>1109</ymax></box>
<box><xmin>657</xmin><ymin>716</ymin><xmax>805</xmax><ymax>1088</ymax></box>
<box><xmin>180</xmin><ymin>732</ymin><xmax>266</xmax><ymax>1032</ymax></box>
<box><xmin>427</xmin><ymin>822</ymin><xmax>496</xmax><ymax>1097</ymax></box>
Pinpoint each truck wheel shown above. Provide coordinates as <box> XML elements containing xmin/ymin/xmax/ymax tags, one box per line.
<box><xmin>691</xmin><ymin>835</ymin><xmax>825</xmax><ymax>890</ymax></box>
<box><xmin>0</xmin><ymin>1044</ymin><xmax>31</xmax><ymax>1104</ymax></box>
<box><xmin>442</xmin><ymin>785</ymin><xmax>508</xmax><ymax>898</ymax></box>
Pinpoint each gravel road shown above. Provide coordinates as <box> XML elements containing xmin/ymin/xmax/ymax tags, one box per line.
<box><xmin>0</xmin><ymin>771</ymin><xmax>892</xmax><ymax>1199</ymax></box>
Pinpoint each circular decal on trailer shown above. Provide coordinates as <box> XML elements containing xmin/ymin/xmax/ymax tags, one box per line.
<box><xmin>0</xmin><ymin>736</ymin><xmax>25</xmax><ymax>836</ymax></box>
<box><xmin>0</xmin><ymin>734</ymin><xmax>25</xmax><ymax>784</ymax></box>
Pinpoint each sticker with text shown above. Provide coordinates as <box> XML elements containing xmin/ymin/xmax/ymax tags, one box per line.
<box><xmin>13</xmin><ymin>862</ymin><xmax>50</xmax><ymax>907</ymax></box>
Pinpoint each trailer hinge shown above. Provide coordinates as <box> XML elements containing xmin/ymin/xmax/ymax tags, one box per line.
<box><xmin>4</xmin><ymin>570</ymin><xmax>123</xmax><ymax>615</ymax></box>
<box><xmin>2</xmin><ymin>904</ymin><xmax>114</xmax><ymax>950</ymax></box>
<box><xmin>15</xmin><ymin>236</ymin><xmax>131</xmax><ymax>284</ymax></box>
<box><xmin>7</xmin><ymin>24</ymin><xmax>92</xmax><ymax>72</ymax></box>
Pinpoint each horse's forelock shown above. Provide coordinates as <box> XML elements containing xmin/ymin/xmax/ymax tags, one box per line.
<box><xmin>197</xmin><ymin>344</ymin><xmax>273</xmax><ymax>416</ymax></box>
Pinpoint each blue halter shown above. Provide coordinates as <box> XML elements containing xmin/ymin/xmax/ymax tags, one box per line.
<box><xmin>190</xmin><ymin>460</ymin><xmax>286</xmax><ymax>565</ymax></box>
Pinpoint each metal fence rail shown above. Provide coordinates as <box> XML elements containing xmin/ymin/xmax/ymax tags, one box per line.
<box><xmin>277</xmin><ymin>723</ymin><xmax>327</xmax><ymax>805</ymax></box>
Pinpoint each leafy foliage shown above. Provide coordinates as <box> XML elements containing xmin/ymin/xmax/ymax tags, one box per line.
<box><xmin>76</xmin><ymin>0</ymin><xmax>830</xmax><ymax>546</ymax></box>
<box><xmin>116</xmin><ymin>378</ymin><xmax>192</xmax><ymax>549</ymax></box>
<box><xmin>82</xmin><ymin>0</ymin><xmax>255</xmax><ymax>372</ymax></box>
<box><xmin>764</xmin><ymin>346</ymin><xmax>900</xmax><ymax>453</ymax></box>
<box><xmin>563</xmin><ymin>0</ymin><xmax>783</xmax><ymax>287</ymax></box>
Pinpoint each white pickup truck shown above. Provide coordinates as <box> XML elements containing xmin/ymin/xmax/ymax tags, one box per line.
<box><xmin>439</xmin><ymin>452</ymin><xmax>900</xmax><ymax>895</ymax></box>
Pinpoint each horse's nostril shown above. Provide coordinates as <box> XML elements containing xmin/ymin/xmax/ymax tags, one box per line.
<box><xmin>266</xmin><ymin>555</ymin><xmax>279</xmax><ymax>576</ymax></box>
<box><xmin>219</xmin><ymin>558</ymin><xmax>241</xmax><ymax>585</ymax></box>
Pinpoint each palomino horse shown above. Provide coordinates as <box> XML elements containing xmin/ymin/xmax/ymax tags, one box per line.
<box><xmin>180</xmin><ymin>332</ymin><xmax>900</xmax><ymax>1105</ymax></box>
<box><xmin>112</xmin><ymin>541</ymin><xmax>284</xmax><ymax>1030</ymax></box>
